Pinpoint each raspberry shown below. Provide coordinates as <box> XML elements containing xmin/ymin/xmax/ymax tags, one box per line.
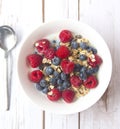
<box><xmin>47</xmin><ymin>88</ymin><xmax>62</xmax><ymax>101</ymax></box>
<box><xmin>34</xmin><ymin>39</ymin><xmax>50</xmax><ymax>54</ymax></box>
<box><xmin>70</xmin><ymin>75</ymin><xmax>82</xmax><ymax>88</ymax></box>
<box><xmin>62</xmin><ymin>89</ymin><xmax>75</xmax><ymax>103</ymax></box>
<box><xmin>56</xmin><ymin>46</ymin><xmax>70</xmax><ymax>59</ymax></box>
<box><xmin>61</xmin><ymin>59</ymin><xmax>75</xmax><ymax>74</ymax></box>
<box><xmin>59</xmin><ymin>30</ymin><xmax>73</xmax><ymax>43</ymax></box>
<box><xmin>27</xmin><ymin>54</ymin><xmax>43</xmax><ymax>68</ymax></box>
<box><xmin>29</xmin><ymin>70</ymin><xmax>43</xmax><ymax>83</ymax></box>
<box><xmin>83</xmin><ymin>75</ymin><xmax>98</xmax><ymax>88</ymax></box>
<box><xmin>44</xmin><ymin>48</ymin><xmax>56</xmax><ymax>59</ymax></box>
<box><xmin>88</xmin><ymin>54</ymin><xmax>102</xmax><ymax>67</ymax></box>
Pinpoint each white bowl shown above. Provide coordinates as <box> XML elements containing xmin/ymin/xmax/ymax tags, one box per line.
<box><xmin>17</xmin><ymin>20</ymin><xmax>112</xmax><ymax>114</ymax></box>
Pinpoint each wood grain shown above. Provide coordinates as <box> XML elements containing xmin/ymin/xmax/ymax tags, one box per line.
<box><xmin>0</xmin><ymin>0</ymin><xmax>120</xmax><ymax>129</ymax></box>
<box><xmin>80</xmin><ymin>0</ymin><xmax>120</xmax><ymax>129</ymax></box>
<box><xmin>0</xmin><ymin>0</ymin><xmax>44</xmax><ymax>129</ymax></box>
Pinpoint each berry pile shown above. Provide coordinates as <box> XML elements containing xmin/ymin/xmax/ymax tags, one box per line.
<box><xmin>26</xmin><ymin>30</ymin><xmax>102</xmax><ymax>103</ymax></box>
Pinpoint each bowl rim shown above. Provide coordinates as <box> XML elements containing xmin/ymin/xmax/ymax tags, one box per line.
<box><xmin>17</xmin><ymin>19</ymin><xmax>112</xmax><ymax>114</ymax></box>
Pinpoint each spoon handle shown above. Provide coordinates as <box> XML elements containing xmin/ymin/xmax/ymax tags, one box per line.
<box><xmin>0</xmin><ymin>51</ymin><xmax>9</xmax><ymax>111</ymax></box>
<box><xmin>4</xmin><ymin>52</ymin><xmax>11</xmax><ymax>110</ymax></box>
<box><xmin>6</xmin><ymin>55</ymin><xmax>10</xmax><ymax>110</ymax></box>
<box><xmin>4</xmin><ymin>52</ymin><xmax>10</xmax><ymax>110</ymax></box>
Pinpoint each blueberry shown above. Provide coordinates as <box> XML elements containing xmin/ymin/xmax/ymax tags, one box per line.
<box><xmin>51</xmin><ymin>40</ymin><xmax>57</xmax><ymax>47</ymax></box>
<box><xmin>87</xmin><ymin>46</ymin><xmax>93</xmax><ymax>52</ymax></box>
<box><xmin>53</xmin><ymin>71</ymin><xmax>61</xmax><ymax>79</ymax></box>
<box><xmin>52</xmin><ymin>57</ymin><xmax>61</xmax><ymax>65</ymax></box>
<box><xmin>87</xmin><ymin>66</ymin><xmax>99</xmax><ymax>75</ymax></box>
<box><xmin>87</xmin><ymin>46</ymin><xmax>97</xmax><ymax>54</ymax></box>
<box><xmin>71</xmin><ymin>40</ymin><xmax>79</xmax><ymax>49</ymax></box>
<box><xmin>60</xmin><ymin>72</ymin><xmax>67</xmax><ymax>80</ymax></box>
<box><xmin>74</xmin><ymin>64</ymin><xmax>82</xmax><ymax>72</ymax></box>
<box><xmin>42</xmin><ymin>87</ymin><xmax>49</xmax><ymax>94</ymax></box>
<box><xmin>40</xmin><ymin>79</ymin><xmax>48</xmax><ymax>87</ymax></box>
<box><xmin>35</xmin><ymin>83</ymin><xmax>43</xmax><ymax>91</ymax></box>
<box><xmin>79</xmin><ymin>54</ymin><xmax>87</xmax><ymax>61</ymax></box>
<box><xmin>57</xmin><ymin>79</ymin><xmax>63</xmax><ymax>85</ymax></box>
<box><xmin>53</xmin><ymin>71</ymin><xmax>59</xmax><ymax>76</ymax></box>
<box><xmin>80</xmin><ymin>66</ymin><xmax>87</xmax><ymax>80</ymax></box>
<box><xmin>80</xmin><ymin>72</ymin><xmax>87</xmax><ymax>80</ymax></box>
<box><xmin>50</xmin><ymin>78</ymin><xmax>57</xmax><ymax>85</ymax></box>
<box><xmin>57</xmin><ymin>86</ymin><xmax>64</xmax><ymax>91</ymax></box>
<box><xmin>52</xmin><ymin>40</ymin><xmax>60</xmax><ymax>49</ymax></box>
<box><xmin>86</xmin><ymin>68</ymin><xmax>94</xmax><ymax>75</ymax></box>
<box><xmin>92</xmin><ymin>47</ymin><xmax>97</xmax><ymax>54</ymax></box>
<box><xmin>45</xmin><ymin>66</ymin><xmax>54</xmax><ymax>75</ymax></box>
<box><xmin>52</xmin><ymin>40</ymin><xmax>56</xmax><ymax>43</ymax></box>
<box><xmin>80</xmin><ymin>42</ymin><xmax>88</xmax><ymax>49</ymax></box>
<box><xmin>91</xmin><ymin>66</ymin><xmax>99</xmax><ymax>74</ymax></box>
<box><xmin>93</xmin><ymin>66</ymin><xmax>99</xmax><ymax>73</ymax></box>
<box><xmin>62</xmin><ymin>81</ymin><xmax>70</xmax><ymax>89</ymax></box>
<box><xmin>80</xmin><ymin>66</ymin><xmax>87</xmax><ymax>73</ymax></box>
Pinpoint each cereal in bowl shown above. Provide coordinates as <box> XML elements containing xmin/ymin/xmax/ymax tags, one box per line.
<box><xmin>26</xmin><ymin>30</ymin><xmax>102</xmax><ymax>103</ymax></box>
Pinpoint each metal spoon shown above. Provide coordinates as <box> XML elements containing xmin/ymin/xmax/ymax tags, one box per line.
<box><xmin>0</xmin><ymin>25</ymin><xmax>17</xmax><ymax>110</ymax></box>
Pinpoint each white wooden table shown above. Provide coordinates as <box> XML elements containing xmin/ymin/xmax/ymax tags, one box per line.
<box><xmin>0</xmin><ymin>0</ymin><xmax>119</xmax><ymax>129</ymax></box>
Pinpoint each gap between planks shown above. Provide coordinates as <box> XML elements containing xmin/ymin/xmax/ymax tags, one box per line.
<box><xmin>42</xmin><ymin>0</ymin><xmax>45</xmax><ymax>128</ymax></box>
<box><xmin>78</xmin><ymin>112</ymin><xmax>80</xmax><ymax>129</ymax></box>
<box><xmin>42</xmin><ymin>111</ymin><xmax>45</xmax><ymax>129</ymax></box>
<box><xmin>42</xmin><ymin>0</ymin><xmax>45</xmax><ymax>22</ymax></box>
<box><xmin>78</xmin><ymin>0</ymin><xmax>80</xmax><ymax>127</ymax></box>
<box><xmin>78</xmin><ymin>0</ymin><xmax>80</xmax><ymax>20</ymax></box>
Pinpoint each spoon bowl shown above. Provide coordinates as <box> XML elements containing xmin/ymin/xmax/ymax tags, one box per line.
<box><xmin>0</xmin><ymin>26</ymin><xmax>17</xmax><ymax>54</ymax></box>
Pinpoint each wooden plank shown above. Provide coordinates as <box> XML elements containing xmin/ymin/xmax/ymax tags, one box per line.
<box><xmin>0</xmin><ymin>0</ymin><xmax>44</xmax><ymax>129</ymax></box>
<box><xmin>44</xmin><ymin>0</ymin><xmax>79</xmax><ymax>129</ymax></box>
<box><xmin>45</xmin><ymin>0</ymin><xmax>79</xmax><ymax>22</ymax></box>
<box><xmin>80</xmin><ymin>0</ymin><xmax>120</xmax><ymax>129</ymax></box>
<box><xmin>45</xmin><ymin>113</ymin><xmax>79</xmax><ymax>129</ymax></box>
